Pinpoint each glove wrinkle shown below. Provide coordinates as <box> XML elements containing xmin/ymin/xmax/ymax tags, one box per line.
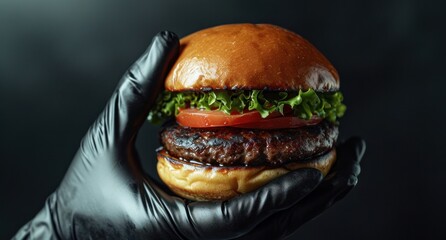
<box><xmin>184</xmin><ymin>203</ymin><xmax>201</xmax><ymax>240</ymax></box>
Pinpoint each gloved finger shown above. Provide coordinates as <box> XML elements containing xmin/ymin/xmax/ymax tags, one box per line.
<box><xmin>178</xmin><ymin>168</ymin><xmax>323</xmax><ymax>240</ymax></box>
<box><xmin>84</xmin><ymin>31</ymin><xmax>179</xmax><ymax>150</ymax></box>
<box><xmin>234</xmin><ymin>175</ymin><xmax>358</xmax><ymax>240</ymax></box>
<box><xmin>237</xmin><ymin>137</ymin><xmax>366</xmax><ymax>239</ymax></box>
<box><xmin>290</xmin><ymin>137</ymin><xmax>365</xmax><ymax>222</ymax></box>
<box><xmin>328</xmin><ymin>137</ymin><xmax>365</xmax><ymax>178</ymax></box>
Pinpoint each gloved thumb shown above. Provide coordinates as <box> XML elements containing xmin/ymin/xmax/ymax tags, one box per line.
<box><xmin>85</xmin><ymin>31</ymin><xmax>179</xmax><ymax>147</ymax></box>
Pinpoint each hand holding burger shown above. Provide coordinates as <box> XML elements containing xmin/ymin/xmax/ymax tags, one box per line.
<box><xmin>13</xmin><ymin>25</ymin><xmax>365</xmax><ymax>240</ymax></box>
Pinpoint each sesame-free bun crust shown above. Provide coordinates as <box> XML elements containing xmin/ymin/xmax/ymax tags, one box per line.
<box><xmin>165</xmin><ymin>23</ymin><xmax>339</xmax><ymax>92</ymax></box>
<box><xmin>157</xmin><ymin>149</ymin><xmax>336</xmax><ymax>201</ymax></box>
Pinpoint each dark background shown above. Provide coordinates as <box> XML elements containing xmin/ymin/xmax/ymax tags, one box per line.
<box><xmin>1</xmin><ymin>0</ymin><xmax>445</xmax><ymax>239</ymax></box>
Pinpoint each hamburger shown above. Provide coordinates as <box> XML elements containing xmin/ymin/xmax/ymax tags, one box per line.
<box><xmin>148</xmin><ymin>23</ymin><xmax>346</xmax><ymax>201</ymax></box>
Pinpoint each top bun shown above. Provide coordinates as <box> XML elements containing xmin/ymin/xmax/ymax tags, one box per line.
<box><xmin>165</xmin><ymin>24</ymin><xmax>339</xmax><ymax>92</ymax></box>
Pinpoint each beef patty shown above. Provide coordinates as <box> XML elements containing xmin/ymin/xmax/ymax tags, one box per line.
<box><xmin>160</xmin><ymin>121</ymin><xmax>338</xmax><ymax>166</ymax></box>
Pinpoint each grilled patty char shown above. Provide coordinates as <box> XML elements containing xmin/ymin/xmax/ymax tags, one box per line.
<box><xmin>160</xmin><ymin>121</ymin><xmax>338</xmax><ymax>166</ymax></box>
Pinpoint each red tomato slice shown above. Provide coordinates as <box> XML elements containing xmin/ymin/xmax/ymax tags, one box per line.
<box><xmin>176</xmin><ymin>109</ymin><xmax>265</xmax><ymax>128</ymax></box>
<box><xmin>176</xmin><ymin>108</ymin><xmax>320</xmax><ymax>129</ymax></box>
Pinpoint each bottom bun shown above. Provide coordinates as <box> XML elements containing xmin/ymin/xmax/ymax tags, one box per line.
<box><xmin>157</xmin><ymin>149</ymin><xmax>336</xmax><ymax>201</ymax></box>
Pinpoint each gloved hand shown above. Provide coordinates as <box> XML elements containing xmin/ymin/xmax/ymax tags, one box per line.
<box><xmin>13</xmin><ymin>31</ymin><xmax>365</xmax><ymax>240</ymax></box>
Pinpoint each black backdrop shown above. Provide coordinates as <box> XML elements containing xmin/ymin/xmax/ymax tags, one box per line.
<box><xmin>1</xmin><ymin>0</ymin><xmax>445</xmax><ymax>239</ymax></box>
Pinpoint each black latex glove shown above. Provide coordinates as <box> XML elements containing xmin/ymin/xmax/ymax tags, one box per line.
<box><xmin>13</xmin><ymin>31</ymin><xmax>365</xmax><ymax>240</ymax></box>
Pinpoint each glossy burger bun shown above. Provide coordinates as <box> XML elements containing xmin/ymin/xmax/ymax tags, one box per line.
<box><xmin>165</xmin><ymin>23</ymin><xmax>339</xmax><ymax>92</ymax></box>
<box><xmin>157</xmin><ymin>149</ymin><xmax>336</xmax><ymax>201</ymax></box>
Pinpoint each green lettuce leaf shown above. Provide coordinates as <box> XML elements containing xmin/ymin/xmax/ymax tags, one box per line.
<box><xmin>147</xmin><ymin>89</ymin><xmax>346</xmax><ymax>124</ymax></box>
